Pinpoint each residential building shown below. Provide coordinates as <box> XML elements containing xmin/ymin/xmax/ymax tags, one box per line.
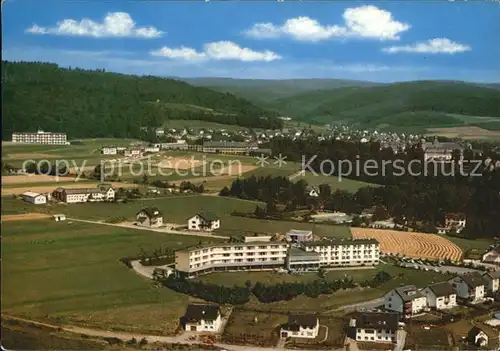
<box><xmin>302</xmin><ymin>238</ymin><xmax>380</xmax><ymax>267</ymax></box>
<box><xmin>482</xmin><ymin>271</ymin><xmax>500</xmax><ymax>293</ymax></box>
<box><xmin>101</xmin><ymin>146</ymin><xmax>117</xmax><ymax>155</ymax></box>
<box><xmin>370</xmin><ymin>219</ymin><xmax>396</xmax><ymax>229</ymax></box>
<box><xmin>421</xmin><ymin>282</ymin><xmax>457</xmax><ymax>310</ymax></box>
<box><xmin>482</xmin><ymin>246</ymin><xmax>500</xmax><ymax>264</ymax></box>
<box><xmin>438</xmin><ymin>213</ymin><xmax>467</xmax><ymax>234</ymax></box>
<box><xmin>175</xmin><ymin>236</ymin><xmax>288</xmax><ymax>277</ymax></box>
<box><xmin>449</xmin><ymin>272</ymin><xmax>487</xmax><ymax>303</ymax></box>
<box><xmin>384</xmin><ymin>285</ymin><xmax>427</xmax><ymax>318</ymax></box>
<box><xmin>286</xmin><ymin>229</ymin><xmax>313</xmax><ymax>243</ymax></box>
<box><xmin>12</xmin><ymin>130</ymin><xmax>68</xmax><ymax>145</ymax></box>
<box><xmin>202</xmin><ymin>141</ymin><xmax>258</xmax><ymax>155</ymax></box>
<box><xmin>280</xmin><ymin>313</ymin><xmax>319</xmax><ymax>339</ymax></box>
<box><xmin>422</xmin><ymin>138</ymin><xmax>463</xmax><ymax>162</ymax></box>
<box><xmin>21</xmin><ymin>192</ymin><xmax>47</xmax><ymax>205</ymax></box>
<box><xmin>183</xmin><ymin>304</ymin><xmax>222</xmax><ymax>332</ymax></box>
<box><xmin>308</xmin><ymin>187</ymin><xmax>319</xmax><ymax>198</ymax></box>
<box><xmin>349</xmin><ymin>311</ymin><xmax>399</xmax><ymax>343</ymax></box>
<box><xmin>136</xmin><ymin>207</ymin><xmax>163</xmax><ymax>228</ymax></box>
<box><xmin>188</xmin><ymin>211</ymin><xmax>220</xmax><ymax>231</ymax></box>
<box><xmin>286</xmin><ymin>247</ymin><xmax>321</xmax><ymax>272</ymax></box>
<box><xmin>124</xmin><ymin>148</ymin><xmax>142</xmax><ymax>158</ymax></box>
<box><xmin>52</xmin><ymin>184</ymin><xmax>115</xmax><ymax>204</ymax></box>
<box><xmin>467</xmin><ymin>327</ymin><xmax>488</xmax><ymax>347</ymax></box>
<box><xmin>144</xmin><ymin>145</ymin><xmax>160</xmax><ymax>153</ymax></box>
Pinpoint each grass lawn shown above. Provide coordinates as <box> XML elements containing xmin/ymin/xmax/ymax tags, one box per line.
<box><xmin>2</xmin><ymin>219</ymin><xmax>221</xmax><ymax>334</ymax></box>
<box><xmin>296</xmin><ymin>171</ymin><xmax>378</xmax><ymax>193</ymax></box>
<box><xmin>197</xmin><ymin>264</ymin><xmax>452</xmax><ymax>313</ymax></box>
<box><xmin>222</xmin><ymin>308</ymin><xmax>285</xmax><ymax>347</ymax></box>
<box><xmin>405</xmin><ymin>325</ymin><xmax>451</xmax><ymax>350</ymax></box>
<box><xmin>2</xmin><ymin>196</ymin><xmax>351</xmax><ymax>238</ymax></box>
<box><xmin>443</xmin><ymin>235</ymin><xmax>496</xmax><ymax>253</ymax></box>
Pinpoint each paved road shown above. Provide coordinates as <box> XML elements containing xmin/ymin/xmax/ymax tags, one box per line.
<box><xmin>394</xmin><ymin>330</ymin><xmax>407</xmax><ymax>351</ymax></box>
<box><xmin>1</xmin><ymin>315</ymin><xmax>340</xmax><ymax>351</ymax></box>
<box><xmin>67</xmin><ymin>218</ymin><xmax>228</xmax><ymax>239</ymax></box>
<box><xmin>322</xmin><ymin>297</ymin><xmax>385</xmax><ymax>314</ymax></box>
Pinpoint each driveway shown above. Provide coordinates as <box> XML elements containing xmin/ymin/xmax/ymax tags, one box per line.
<box><xmin>323</xmin><ymin>297</ymin><xmax>384</xmax><ymax>314</ymax></box>
<box><xmin>394</xmin><ymin>330</ymin><xmax>407</xmax><ymax>351</ymax></box>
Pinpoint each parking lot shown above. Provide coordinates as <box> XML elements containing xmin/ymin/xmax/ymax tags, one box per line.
<box><xmin>390</xmin><ymin>257</ymin><xmax>479</xmax><ymax>275</ymax></box>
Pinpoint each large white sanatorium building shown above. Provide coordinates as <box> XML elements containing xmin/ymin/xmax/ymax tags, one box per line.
<box><xmin>12</xmin><ymin>130</ymin><xmax>68</xmax><ymax>145</ymax></box>
<box><xmin>175</xmin><ymin>236</ymin><xmax>380</xmax><ymax>277</ymax></box>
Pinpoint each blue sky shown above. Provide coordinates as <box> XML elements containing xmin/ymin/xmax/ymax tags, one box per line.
<box><xmin>3</xmin><ymin>0</ymin><xmax>499</xmax><ymax>82</ymax></box>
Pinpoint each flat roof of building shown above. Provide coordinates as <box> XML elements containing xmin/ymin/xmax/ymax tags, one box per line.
<box><xmin>304</xmin><ymin>238</ymin><xmax>379</xmax><ymax>247</ymax></box>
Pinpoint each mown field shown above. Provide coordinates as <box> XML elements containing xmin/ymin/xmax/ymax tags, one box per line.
<box><xmin>1</xmin><ymin>195</ymin><xmax>351</xmax><ymax>239</ymax></box>
<box><xmin>297</xmin><ymin>171</ymin><xmax>377</xmax><ymax>193</ymax></box>
<box><xmin>2</xmin><ymin>219</ymin><xmax>221</xmax><ymax>334</ymax></box>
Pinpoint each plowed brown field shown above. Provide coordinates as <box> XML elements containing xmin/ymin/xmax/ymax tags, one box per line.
<box><xmin>351</xmin><ymin>228</ymin><xmax>463</xmax><ymax>261</ymax></box>
<box><xmin>1</xmin><ymin>213</ymin><xmax>52</xmax><ymax>222</ymax></box>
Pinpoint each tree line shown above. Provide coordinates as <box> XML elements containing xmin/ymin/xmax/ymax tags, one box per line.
<box><xmin>2</xmin><ymin>61</ymin><xmax>282</xmax><ymax>140</ymax></box>
<box><xmin>160</xmin><ymin>271</ymin><xmax>391</xmax><ymax>305</ymax></box>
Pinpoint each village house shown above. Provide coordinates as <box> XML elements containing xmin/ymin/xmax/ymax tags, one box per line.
<box><xmin>52</xmin><ymin>184</ymin><xmax>115</xmax><ymax>204</ymax></box>
<box><xmin>437</xmin><ymin>213</ymin><xmax>467</xmax><ymax>234</ymax></box>
<box><xmin>467</xmin><ymin>327</ymin><xmax>489</xmax><ymax>347</ymax></box>
<box><xmin>53</xmin><ymin>214</ymin><xmax>66</xmax><ymax>222</ymax></box>
<box><xmin>136</xmin><ymin>207</ymin><xmax>163</xmax><ymax>228</ymax></box>
<box><xmin>188</xmin><ymin>211</ymin><xmax>220</xmax><ymax>231</ymax></box>
<box><xmin>449</xmin><ymin>272</ymin><xmax>487</xmax><ymax>303</ymax></box>
<box><xmin>182</xmin><ymin>304</ymin><xmax>222</xmax><ymax>332</ymax></box>
<box><xmin>384</xmin><ymin>285</ymin><xmax>427</xmax><ymax>318</ymax></box>
<box><xmin>348</xmin><ymin>311</ymin><xmax>399</xmax><ymax>343</ymax></box>
<box><xmin>421</xmin><ymin>282</ymin><xmax>457</xmax><ymax>310</ymax></box>
<box><xmin>144</xmin><ymin>145</ymin><xmax>160</xmax><ymax>153</ymax></box>
<box><xmin>101</xmin><ymin>146</ymin><xmax>117</xmax><ymax>155</ymax></box>
<box><xmin>124</xmin><ymin>148</ymin><xmax>142</xmax><ymax>158</ymax></box>
<box><xmin>280</xmin><ymin>313</ymin><xmax>319</xmax><ymax>339</ymax></box>
<box><xmin>482</xmin><ymin>270</ymin><xmax>500</xmax><ymax>293</ymax></box>
<box><xmin>482</xmin><ymin>246</ymin><xmax>500</xmax><ymax>264</ymax></box>
<box><xmin>307</xmin><ymin>187</ymin><xmax>319</xmax><ymax>198</ymax></box>
<box><xmin>286</xmin><ymin>229</ymin><xmax>313</xmax><ymax>243</ymax></box>
<box><xmin>21</xmin><ymin>191</ymin><xmax>47</xmax><ymax>205</ymax></box>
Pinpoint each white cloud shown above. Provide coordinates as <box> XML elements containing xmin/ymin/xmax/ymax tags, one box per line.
<box><xmin>25</xmin><ymin>12</ymin><xmax>163</xmax><ymax>38</ymax></box>
<box><xmin>382</xmin><ymin>38</ymin><xmax>471</xmax><ymax>54</ymax></box>
<box><xmin>244</xmin><ymin>5</ymin><xmax>410</xmax><ymax>42</ymax></box>
<box><xmin>151</xmin><ymin>41</ymin><xmax>281</xmax><ymax>62</ymax></box>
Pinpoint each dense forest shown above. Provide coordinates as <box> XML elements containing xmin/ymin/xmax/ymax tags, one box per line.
<box><xmin>1</xmin><ymin>61</ymin><xmax>282</xmax><ymax>140</ymax></box>
<box><xmin>222</xmin><ymin>139</ymin><xmax>500</xmax><ymax>238</ymax></box>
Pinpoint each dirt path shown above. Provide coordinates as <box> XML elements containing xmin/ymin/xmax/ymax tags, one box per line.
<box><xmin>2</xmin><ymin>181</ymin><xmax>138</xmax><ymax>196</ymax></box>
<box><xmin>2</xmin><ymin>314</ymin><xmax>342</xmax><ymax>351</ymax></box>
<box><xmin>67</xmin><ymin>218</ymin><xmax>228</xmax><ymax>239</ymax></box>
<box><xmin>1</xmin><ymin>213</ymin><xmax>52</xmax><ymax>222</ymax></box>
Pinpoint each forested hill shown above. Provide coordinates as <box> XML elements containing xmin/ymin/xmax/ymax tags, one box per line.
<box><xmin>1</xmin><ymin>61</ymin><xmax>282</xmax><ymax>140</ymax></box>
<box><xmin>267</xmin><ymin>81</ymin><xmax>500</xmax><ymax>126</ymax></box>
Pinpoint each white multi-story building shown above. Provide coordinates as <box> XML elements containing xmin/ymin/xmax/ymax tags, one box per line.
<box><xmin>482</xmin><ymin>246</ymin><xmax>500</xmax><ymax>264</ymax></box>
<box><xmin>349</xmin><ymin>312</ymin><xmax>399</xmax><ymax>344</ymax></box>
<box><xmin>302</xmin><ymin>239</ymin><xmax>380</xmax><ymax>267</ymax></box>
<box><xmin>188</xmin><ymin>211</ymin><xmax>220</xmax><ymax>232</ymax></box>
<box><xmin>175</xmin><ymin>236</ymin><xmax>288</xmax><ymax>277</ymax></box>
<box><xmin>280</xmin><ymin>313</ymin><xmax>319</xmax><ymax>339</ymax></box>
<box><xmin>482</xmin><ymin>271</ymin><xmax>500</xmax><ymax>293</ymax></box>
<box><xmin>183</xmin><ymin>304</ymin><xmax>222</xmax><ymax>332</ymax></box>
<box><xmin>384</xmin><ymin>285</ymin><xmax>427</xmax><ymax>319</ymax></box>
<box><xmin>21</xmin><ymin>192</ymin><xmax>47</xmax><ymax>205</ymax></box>
<box><xmin>124</xmin><ymin>148</ymin><xmax>142</xmax><ymax>158</ymax></box>
<box><xmin>52</xmin><ymin>184</ymin><xmax>115</xmax><ymax>204</ymax></box>
<box><xmin>421</xmin><ymin>282</ymin><xmax>457</xmax><ymax>310</ymax></box>
<box><xmin>449</xmin><ymin>273</ymin><xmax>487</xmax><ymax>303</ymax></box>
<box><xmin>12</xmin><ymin>130</ymin><xmax>68</xmax><ymax>145</ymax></box>
<box><xmin>101</xmin><ymin>146</ymin><xmax>118</xmax><ymax>155</ymax></box>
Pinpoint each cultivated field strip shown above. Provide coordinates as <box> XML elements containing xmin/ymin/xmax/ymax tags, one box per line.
<box><xmin>351</xmin><ymin>228</ymin><xmax>463</xmax><ymax>261</ymax></box>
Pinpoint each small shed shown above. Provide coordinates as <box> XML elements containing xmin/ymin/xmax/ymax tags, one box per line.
<box><xmin>53</xmin><ymin>214</ymin><xmax>66</xmax><ymax>222</ymax></box>
<box><xmin>468</xmin><ymin>327</ymin><xmax>488</xmax><ymax>347</ymax></box>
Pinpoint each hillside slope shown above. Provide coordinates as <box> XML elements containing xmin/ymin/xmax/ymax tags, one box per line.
<box><xmin>2</xmin><ymin>61</ymin><xmax>281</xmax><ymax>140</ymax></box>
<box><xmin>181</xmin><ymin>77</ymin><xmax>379</xmax><ymax>103</ymax></box>
<box><xmin>267</xmin><ymin>81</ymin><xmax>500</xmax><ymax>128</ymax></box>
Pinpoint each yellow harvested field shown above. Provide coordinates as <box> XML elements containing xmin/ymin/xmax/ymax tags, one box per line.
<box><xmin>351</xmin><ymin>228</ymin><xmax>463</xmax><ymax>261</ymax></box>
<box><xmin>1</xmin><ymin>213</ymin><xmax>52</xmax><ymax>222</ymax></box>
<box><xmin>7</xmin><ymin>153</ymin><xmax>60</xmax><ymax>159</ymax></box>
<box><xmin>2</xmin><ymin>181</ymin><xmax>137</xmax><ymax>196</ymax></box>
<box><xmin>2</xmin><ymin>175</ymin><xmax>77</xmax><ymax>185</ymax></box>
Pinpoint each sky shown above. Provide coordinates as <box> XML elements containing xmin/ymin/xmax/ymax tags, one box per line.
<box><xmin>2</xmin><ymin>0</ymin><xmax>500</xmax><ymax>83</ymax></box>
